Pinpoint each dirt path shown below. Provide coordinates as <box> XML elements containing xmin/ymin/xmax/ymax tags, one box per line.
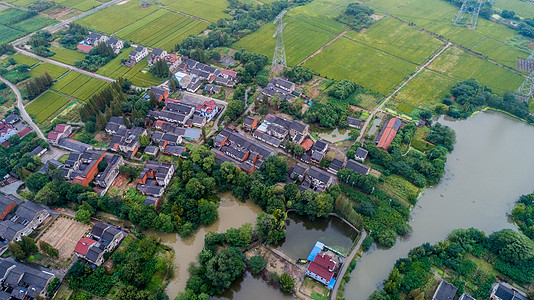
<box><xmin>298</xmin><ymin>30</ymin><xmax>349</xmax><ymax>66</ymax></box>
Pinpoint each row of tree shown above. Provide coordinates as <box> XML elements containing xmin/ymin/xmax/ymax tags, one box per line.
<box><xmin>25</xmin><ymin>72</ymin><xmax>53</xmax><ymax>99</ymax></box>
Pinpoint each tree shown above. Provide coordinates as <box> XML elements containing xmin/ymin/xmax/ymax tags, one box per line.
<box><xmin>8</xmin><ymin>242</ymin><xmax>25</xmax><ymax>260</ymax></box>
<box><xmin>139</xmin><ymin>135</ymin><xmax>150</xmax><ymax>147</ymax></box>
<box><xmin>25</xmin><ymin>172</ymin><xmax>49</xmax><ymax>192</ymax></box>
<box><xmin>249</xmin><ymin>255</ymin><xmax>267</xmax><ymax>275</ymax></box>
<box><xmin>39</xmin><ymin>240</ymin><xmax>59</xmax><ymax>257</ymax></box>
<box><xmin>75</xmin><ymin>208</ymin><xmax>91</xmax><ymax>223</ymax></box>
<box><xmin>205</xmin><ymin>247</ymin><xmax>247</xmax><ymax>293</ymax></box>
<box><xmin>488</xmin><ymin>229</ymin><xmax>534</xmax><ymax>263</ymax></box>
<box><xmin>198</xmin><ymin>199</ymin><xmax>218</xmax><ymax>226</ymax></box>
<box><xmin>253</xmin><ymin>212</ymin><xmax>285</xmax><ymax>244</ymax></box>
<box><xmin>279</xmin><ymin>273</ymin><xmax>295</xmax><ymax>292</ymax></box>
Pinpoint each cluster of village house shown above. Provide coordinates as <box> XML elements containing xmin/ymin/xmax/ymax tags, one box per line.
<box><xmin>0</xmin><ymin>191</ymin><xmax>127</xmax><ymax>299</ymax></box>
<box><xmin>0</xmin><ymin>114</ymin><xmax>33</xmax><ymax>148</ymax></box>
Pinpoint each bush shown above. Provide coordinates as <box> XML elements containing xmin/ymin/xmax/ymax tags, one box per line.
<box><xmin>249</xmin><ymin>255</ymin><xmax>267</xmax><ymax>275</ymax></box>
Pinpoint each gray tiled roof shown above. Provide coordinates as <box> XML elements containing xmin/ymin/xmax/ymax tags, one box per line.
<box><xmin>344</xmin><ymin>159</ymin><xmax>370</xmax><ymax>175</ymax></box>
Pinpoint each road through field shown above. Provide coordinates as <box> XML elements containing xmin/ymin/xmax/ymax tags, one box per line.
<box><xmin>357</xmin><ymin>42</ymin><xmax>452</xmax><ymax>142</ymax></box>
<box><xmin>297</xmin><ymin>30</ymin><xmax>349</xmax><ymax>66</ymax></box>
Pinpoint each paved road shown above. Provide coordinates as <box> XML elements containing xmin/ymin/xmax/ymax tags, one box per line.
<box><xmin>356</xmin><ymin>42</ymin><xmax>452</xmax><ymax>142</ymax></box>
<box><xmin>16</xmin><ymin>49</ymin><xmax>115</xmax><ymax>83</ymax></box>
<box><xmin>13</xmin><ymin>0</ymin><xmax>125</xmax><ymax>45</ymax></box>
<box><xmin>330</xmin><ymin>230</ymin><xmax>368</xmax><ymax>300</ymax></box>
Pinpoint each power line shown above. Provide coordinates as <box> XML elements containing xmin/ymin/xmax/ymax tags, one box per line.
<box><xmin>453</xmin><ymin>0</ymin><xmax>483</xmax><ymax>29</ymax></box>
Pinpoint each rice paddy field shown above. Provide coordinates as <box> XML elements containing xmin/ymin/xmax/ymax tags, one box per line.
<box><xmin>393</xmin><ymin>69</ymin><xmax>457</xmax><ymax>108</ymax></box>
<box><xmin>52</xmin><ymin>71</ymin><xmax>109</xmax><ymax>101</ymax></box>
<box><xmin>26</xmin><ymin>90</ymin><xmax>72</xmax><ymax>123</ymax></box>
<box><xmin>29</xmin><ymin>63</ymin><xmax>69</xmax><ymax>79</ymax></box>
<box><xmin>10</xmin><ymin>53</ymin><xmax>39</xmax><ymax>66</ymax></box>
<box><xmin>96</xmin><ymin>47</ymin><xmax>162</xmax><ymax>87</ymax></box>
<box><xmin>50</xmin><ymin>47</ymin><xmax>87</xmax><ymax>65</ymax></box>
<box><xmin>167</xmin><ymin>0</ymin><xmax>229</xmax><ymax>22</ymax></box>
<box><xmin>0</xmin><ymin>8</ymin><xmax>56</xmax><ymax>44</ymax></box>
<box><xmin>494</xmin><ymin>0</ymin><xmax>534</xmax><ymax>18</ymax></box>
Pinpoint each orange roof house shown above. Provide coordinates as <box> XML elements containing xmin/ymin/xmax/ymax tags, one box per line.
<box><xmin>376</xmin><ymin>117</ymin><xmax>401</xmax><ymax>150</ymax></box>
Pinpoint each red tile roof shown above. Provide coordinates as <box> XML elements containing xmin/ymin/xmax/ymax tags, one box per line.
<box><xmin>377</xmin><ymin>118</ymin><xmax>400</xmax><ymax>150</ymax></box>
<box><xmin>221</xmin><ymin>69</ymin><xmax>237</xmax><ymax>78</ymax></box>
<box><xmin>55</xmin><ymin>124</ymin><xmax>68</xmax><ymax>133</ymax></box>
<box><xmin>47</xmin><ymin>131</ymin><xmax>59</xmax><ymax>140</ymax></box>
<box><xmin>74</xmin><ymin>237</ymin><xmax>96</xmax><ymax>255</ymax></box>
<box><xmin>307</xmin><ymin>254</ymin><xmax>335</xmax><ymax>282</ymax></box>
<box><xmin>166</xmin><ymin>54</ymin><xmax>181</xmax><ymax>63</ymax></box>
<box><xmin>17</xmin><ymin>127</ymin><xmax>31</xmax><ymax>138</ymax></box>
<box><xmin>196</xmin><ymin>100</ymin><xmax>217</xmax><ymax>114</ymax></box>
<box><xmin>300</xmin><ymin>138</ymin><xmax>313</xmax><ymax>151</ymax></box>
<box><xmin>77</xmin><ymin>44</ymin><xmax>93</xmax><ymax>53</ymax></box>
<box><xmin>155</xmin><ymin>120</ymin><xmax>166</xmax><ymax>128</ymax></box>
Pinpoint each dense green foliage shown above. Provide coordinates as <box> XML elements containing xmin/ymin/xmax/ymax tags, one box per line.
<box><xmin>283</xmin><ymin>66</ymin><xmax>313</xmax><ymax>84</ymax></box>
<box><xmin>0</xmin><ymin>132</ymin><xmax>47</xmax><ymax>179</ymax></box>
<box><xmin>58</xmin><ymin>23</ymin><xmax>89</xmax><ymax>50</ymax></box>
<box><xmin>443</xmin><ymin>78</ymin><xmax>534</xmax><ymax>123</ymax></box>
<box><xmin>511</xmin><ymin>192</ymin><xmax>534</xmax><ymax>240</ymax></box>
<box><xmin>372</xmin><ymin>228</ymin><xmax>534</xmax><ymax>299</ymax></box>
<box><xmin>303</xmin><ymin>102</ymin><xmax>347</xmax><ymax>129</ymax></box>
<box><xmin>234</xmin><ymin>49</ymin><xmax>269</xmax><ymax>84</ymax></box>
<box><xmin>75</xmin><ymin>43</ymin><xmax>117</xmax><ymax>72</ymax></box>
<box><xmin>337</xmin><ymin>3</ymin><xmax>374</xmax><ymax>31</ymax></box>
<box><xmin>150</xmin><ymin>59</ymin><xmax>170</xmax><ymax>79</ymax></box>
<box><xmin>25</xmin><ymin>72</ymin><xmax>53</xmax><ymax>100</ymax></box>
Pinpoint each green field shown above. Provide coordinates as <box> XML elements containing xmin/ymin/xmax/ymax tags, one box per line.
<box><xmin>345</xmin><ymin>17</ymin><xmax>444</xmax><ymax>64</ymax></box>
<box><xmin>115</xmin><ymin>10</ymin><xmax>207</xmax><ymax>51</ymax></box>
<box><xmin>10</xmin><ymin>15</ymin><xmax>56</xmax><ymax>32</ymax></box>
<box><xmin>0</xmin><ymin>8</ymin><xmax>56</xmax><ymax>43</ymax></box>
<box><xmin>0</xmin><ymin>25</ymin><xmax>25</xmax><ymax>44</ymax></box>
<box><xmin>304</xmin><ymin>37</ymin><xmax>418</xmax><ymax>94</ymax></box>
<box><xmin>50</xmin><ymin>46</ymin><xmax>86</xmax><ymax>65</ymax></box>
<box><xmin>26</xmin><ymin>90</ymin><xmax>71</xmax><ymax>123</ymax></box>
<box><xmin>288</xmin><ymin>0</ymin><xmax>353</xmax><ymax>18</ymax></box>
<box><xmin>29</xmin><ymin>63</ymin><xmax>68</xmax><ymax>79</ymax></box>
<box><xmin>495</xmin><ymin>0</ymin><xmax>534</xmax><ymax>18</ymax></box>
<box><xmin>10</xmin><ymin>53</ymin><xmax>39</xmax><ymax>66</ymax></box>
<box><xmin>52</xmin><ymin>71</ymin><xmax>109</xmax><ymax>100</ymax></box>
<box><xmin>72</xmin><ymin>0</ymin><xmax>100</xmax><ymax>11</ymax></box>
<box><xmin>427</xmin><ymin>46</ymin><xmax>524</xmax><ymax>93</ymax></box>
<box><xmin>168</xmin><ymin>0</ymin><xmax>229</xmax><ymax>22</ymax></box>
<box><xmin>395</xmin><ymin>69</ymin><xmax>457</xmax><ymax>108</ymax></box>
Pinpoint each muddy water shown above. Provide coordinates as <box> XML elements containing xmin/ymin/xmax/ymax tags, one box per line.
<box><xmin>154</xmin><ymin>192</ymin><xmax>263</xmax><ymax>297</ymax></box>
<box><xmin>345</xmin><ymin>111</ymin><xmax>534</xmax><ymax>299</ymax></box>
<box><xmin>213</xmin><ymin>272</ymin><xmax>295</xmax><ymax>300</ymax></box>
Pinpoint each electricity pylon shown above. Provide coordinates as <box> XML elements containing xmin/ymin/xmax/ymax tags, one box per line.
<box><xmin>271</xmin><ymin>10</ymin><xmax>287</xmax><ymax>73</ymax></box>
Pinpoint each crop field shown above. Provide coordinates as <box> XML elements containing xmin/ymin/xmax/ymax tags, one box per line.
<box><xmin>0</xmin><ymin>25</ymin><xmax>25</xmax><ymax>44</ymax></box>
<box><xmin>471</xmin><ymin>38</ymin><xmax>530</xmax><ymax>69</ymax></box>
<box><xmin>234</xmin><ymin>15</ymin><xmax>341</xmax><ymax>66</ymax></box>
<box><xmin>115</xmin><ymin>10</ymin><xmax>207</xmax><ymax>51</ymax></box>
<box><xmin>50</xmin><ymin>46</ymin><xmax>86</xmax><ymax>65</ymax></box>
<box><xmin>10</xmin><ymin>15</ymin><xmax>56</xmax><ymax>32</ymax></box>
<box><xmin>345</xmin><ymin>17</ymin><xmax>444</xmax><ymax>64</ymax></box>
<box><xmin>427</xmin><ymin>46</ymin><xmax>524</xmax><ymax>93</ymax></box>
<box><xmin>10</xmin><ymin>53</ymin><xmax>39</xmax><ymax>66</ymax></box>
<box><xmin>29</xmin><ymin>63</ymin><xmax>68</xmax><ymax>79</ymax></box>
<box><xmin>0</xmin><ymin>8</ymin><xmax>56</xmax><ymax>43</ymax></box>
<box><xmin>289</xmin><ymin>0</ymin><xmax>353</xmax><ymax>18</ymax></box>
<box><xmin>495</xmin><ymin>0</ymin><xmax>534</xmax><ymax>18</ymax></box>
<box><xmin>39</xmin><ymin>216</ymin><xmax>91</xmax><ymax>261</ymax></box>
<box><xmin>52</xmin><ymin>71</ymin><xmax>109</xmax><ymax>100</ymax></box>
<box><xmin>77</xmin><ymin>0</ymin><xmax>158</xmax><ymax>33</ymax></box>
<box><xmin>394</xmin><ymin>69</ymin><xmax>457</xmax><ymax>108</ymax></box>
<box><xmin>304</xmin><ymin>37</ymin><xmax>418</xmax><ymax>94</ymax></box>
<box><xmin>96</xmin><ymin>47</ymin><xmax>163</xmax><ymax>87</ymax></box>
<box><xmin>26</xmin><ymin>90</ymin><xmax>71</xmax><ymax>123</ymax></box>
<box><xmin>168</xmin><ymin>0</ymin><xmax>229</xmax><ymax>22</ymax></box>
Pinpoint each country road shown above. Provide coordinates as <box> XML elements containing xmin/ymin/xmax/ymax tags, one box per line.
<box><xmin>357</xmin><ymin>42</ymin><xmax>452</xmax><ymax>142</ymax></box>
<box><xmin>16</xmin><ymin>49</ymin><xmax>115</xmax><ymax>83</ymax></box>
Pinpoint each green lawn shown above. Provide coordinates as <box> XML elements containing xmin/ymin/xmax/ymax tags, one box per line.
<box><xmin>303</xmin><ymin>37</ymin><xmax>418</xmax><ymax>94</ymax></box>
<box><xmin>26</xmin><ymin>90</ymin><xmax>71</xmax><ymax>123</ymax></box>
<box><xmin>168</xmin><ymin>0</ymin><xmax>229</xmax><ymax>22</ymax></box>
<box><xmin>395</xmin><ymin>69</ymin><xmax>457</xmax><ymax>108</ymax></box>
<box><xmin>427</xmin><ymin>46</ymin><xmax>524</xmax><ymax>94</ymax></box>
<box><xmin>29</xmin><ymin>63</ymin><xmax>68</xmax><ymax>79</ymax></box>
<box><xmin>345</xmin><ymin>17</ymin><xmax>444</xmax><ymax>64</ymax></box>
<box><xmin>50</xmin><ymin>46</ymin><xmax>86</xmax><ymax>65</ymax></box>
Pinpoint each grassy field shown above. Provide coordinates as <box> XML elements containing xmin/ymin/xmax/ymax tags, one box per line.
<box><xmin>233</xmin><ymin>15</ymin><xmax>342</xmax><ymax>66</ymax></box>
<box><xmin>115</xmin><ymin>11</ymin><xmax>207</xmax><ymax>51</ymax></box>
<box><xmin>427</xmin><ymin>46</ymin><xmax>524</xmax><ymax>93</ymax></box>
<box><xmin>10</xmin><ymin>15</ymin><xmax>56</xmax><ymax>32</ymax></box>
<box><xmin>495</xmin><ymin>0</ymin><xmax>534</xmax><ymax>18</ymax></box>
<box><xmin>345</xmin><ymin>17</ymin><xmax>444</xmax><ymax>64</ymax></box>
<box><xmin>50</xmin><ymin>46</ymin><xmax>86</xmax><ymax>65</ymax></box>
<box><xmin>29</xmin><ymin>63</ymin><xmax>68</xmax><ymax>79</ymax></box>
<box><xmin>168</xmin><ymin>0</ymin><xmax>229</xmax><ymax>22</ymax></box>
<box><xmin>96</xmin><ymin>47</ymin><xmax>161</xmax><ymax>87</ymax></box>
<box><xmin>10</xmin><ymin>53</ymin><xmax>39</xmax><ymax>66</ymax></box>
<box><xmin>26</xmin><ymin>90</ymin><xmax>71</xmax><ymax>123</ymax></box>
<box><xmin>288</xmin><ymin>0</ymin><xmax>353</xmax><ymax>18</ymax></box>
<box><xmin>52</xmin><ymin>71</ymin><xmax>109</xmax><ymax>100</ymax></box>
<box><xmin>303</xmin><ymin>37</ymin><xmax>418</xmax><ymax>94</ymax></box>
<box><xmin>0</xmin><ymin>8</ymin><xmax>56</xmax><ymax>43</ymax></box>
<box><xmin>394</xmin><ymin>69</ymin><xmax>457</xmax><ymax>108</ymax></box>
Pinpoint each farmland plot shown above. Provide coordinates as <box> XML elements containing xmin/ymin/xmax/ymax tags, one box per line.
<box><xmin>29</xmin><ymin>63</ymin><xmax>68</xmax><ymax>79</ymax></box>
<box><xmin>394</xmin><ymin>69</ymin><xmax>457</xmax><ymax>108</ymax></box>
<box><xmin>96</xmin><ymin>48</ymin><xmax>161</xmax><ymax>87</ymax></box>
<box><xmin>26</xmin><ymin>90</ymin><xmax>71</xmax><ymax>123</ymax></box>
<box><xmin>10</xmin><ymin>53</ymin><xmax>39</xmax><ymax>66</ymax></box>
<box><xmin>50</xmin><ymin>46</ymin><xmax>87</xmax><ymax>65</ymax></box>
<box><xmin>168</xmin><ymin>0</ymin><xmax>229</xmax><ymax>22</ymax></box>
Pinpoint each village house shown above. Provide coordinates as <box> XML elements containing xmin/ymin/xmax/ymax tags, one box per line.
<box><xmin>30</xmin><ymin>146</ymin><xmax>47</xmax><ymax>157</ymax></box>
<box><xmin>344</xmin><ymin>159</ymin><xmax>371</xmax><ymax>176</ymax></box>
<box><xmin>195</xmin><ymin>100</ymin><xmax>219</xmax><ymax>121</ymax></box>
<box><xmin>0</xmin><ymin>258</ymin><xmax>55</xmax><ymax>299</ymax></box>
<box><xmin>77</xmin><ymin>32</ymin><xmax>109</xmax><ymax>53</ymax></box>
<box><xmin>148</xmin><ymin>87</ymin><xmax>169</xmax><ymax>102</ymax></box>
<box><xmin>290</xmin><ymin>164</ymin><xmax>308</xmax><ymax>182</ymax></box>
<box><xmin>94</xmin><ymin>154</ymin><xmax>123</xmax><ymax>189</ymax></box>
<box><xmin>57</xmin><ymin>138</ymin><xmax>91</xmax><ymax>152</ymax></box>
<box><xmin>243</xmin><ymin>116</ymin><xmax>258</xmax><ymax>132</ymax></box>
<box><xmin>150</xmin><ymin>101</ymin><xmax>196</xmax><ymax>126</ymax></box>
<box><xmin>2</xmin><ymin>114</ymin><xmax>19</xmax><ymax>125</ymax></box>
<box><xmin>300</xmin><ymin>138</ymin><xmax>314</xmax><ymax>152</ymax></box>
<box><xmin>62</xmin><ymin>150</ymin><xmax>123</xmax><ymax>189</ymax></box>
<box><xmin>191</xmin><ymin>116</ymin><xmax>206</xmax><ymax>128</ymax></box>
<box><xmin>144</xmin><ymin>145</ymin><xmax>159</xmax><ymax>157</ymax></box>
<box><xmin>204</xmin><ymin>84</ymin><xmax>221</xmax><ymax>95</ymax></box>
<box><xmin>490</xmin><ymin>283</ymin><xmax>528</xmax><ymax>300</ymax></box>
<box><xmin>354</xmin><ymin>147</ymin><xmax>368</xmax><ymax>162</ymax></box>
<box><xmin>215</xmin><ymin>69</ymin><xmax>238</xmax><ymax>87</ymax></box>
<box><xmin>108</xmin><ymin>126</ymin><xmax>147</xmax><ymax>158</ymax></box>
<box><xmin>0</xmin><ymin>123</ymin><xmax>17</xmax><ymax>144</ymax></box>
<box><xmin>47</xmin><ymin>124</ymin><xmax>72</xmax><ymax>145</ymax></box>
<box><xmin>104</xmin><ymin>116</ymin><xmax>125</xmax><ymax>135</ymax></box>
<box><xmin>376</xmin><ymin>117</ymin><xmax>401</xmax><ymax>150</ymax></box>
<box><xmin>105</xmin><ymin>37</ymin><xmax>123</xmax><ymax>54</ymax></box>
<box><xmin>0</xmin><ymin>194</ymin><xmax>19</xmax><ymax>221</ymax></box>
<box><xmin>173</xmin><ymin>72</ymin><xmax>193</xmax><ymax>90</ymax></box>
<box><xmin>147</xmin><ymin>48</ymin><xmax>168</xmax><ymax>66</ymax></box>
<box><xmin>253</xmin><ymin>115</ymin><xmax>309</xmax><ymax>148</ymax></box>
<box><xmin>0</xmin><ymin>201</ymin><xmax>49</xmax><ymax>243</ymax></box>
<box><xmin>165</xmin><ymin>54</ymin><xmax>182</xmax><ymax>72</ymax></box>
<box><xmin>347</xmin><ymin>116</ymin><xmax>362</xmax><ymax>129</ymax></box>
<box><xmin>458</xmin><ymin>293</ymin><xmax>475</xmax><ymax>300</ymax></box>
<box><xmin>328</xmin><ymin>158</ymin><xmax>345</xmax><ymax>174</ymax></box>
<box><xmin>137</xmin><ymin>161</ymin><xmax>176</xmax><ymax>198</ymax></box>
<box><xmin>125</xmin><ymin>46</ymin><xmax>149</xmax><ymax>66</ymax></box>
<box><xmin>305</xmin><ymin>242</ymin><xmax>340</xmax><ymax>289</ymax></box>
<box><xmin>258</xmin><ymin>78</ymin><xmax>296</xmax><ymax>102</ymax></box>
<box><xmin>74</xmin><ymin>222</ymin><xmax>126</xmax><ymax>266</ymax></box>
<box><xmin>432</xmin><ymin>279</ymin><xmax>457</xmax><ymax>300</ymax></box>
<box><xmin>303</xmin><ymin>166</ymin><xmax>334</xmax><ymax>193</ymax></box>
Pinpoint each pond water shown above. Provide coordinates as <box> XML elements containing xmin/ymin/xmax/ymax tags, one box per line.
<box><xmin>212</xmin><ymin>272</ymin><xmax>295</xmax><ymax>300</ymax></box>
<box><xmin>312</xmin><ymin>126</ymin><xmax>352</xmax><ymax>143</ymax></box>
<box><xmin>344</xmin><ymin>111</ymin><xmax>534</xmax><ymax>299</ymax></box>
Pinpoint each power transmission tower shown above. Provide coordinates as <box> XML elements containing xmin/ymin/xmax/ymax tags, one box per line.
<box><xmin>516</xmin><ymin>50</ymin><xmax>534</xmax><ymax>102</ymax></box>
<box><xmin>453</xmin><ymin>0</ymin><xmax>483</xmax><ymax>29</ymax></box>
<box><xmin>271</xmin><ymin>10</ymin><xmax>287</xmax><ymax>73</ymax></box>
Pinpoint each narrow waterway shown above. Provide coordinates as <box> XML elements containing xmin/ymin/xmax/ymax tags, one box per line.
<box><xmin>213</xmin><ymin>272</ymin><xmax>295</xmax><ymax>300</ymax></box>
<box><xmin>345</xmin><ymin>111</ymin><xmax>534</xmax><ymax>299</ymax></box>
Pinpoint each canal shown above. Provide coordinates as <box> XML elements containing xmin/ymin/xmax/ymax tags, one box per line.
<box><xmin>344</xmin><ymin>111</ymin><xmax>534</xmax><ymax>299</ymax></box>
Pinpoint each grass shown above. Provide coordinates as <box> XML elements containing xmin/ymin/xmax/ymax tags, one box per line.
<box><xmin>303</xmin><ymin>37</ymin><xmax>418</xmax><ymax>94</ymax></box>
<box><xmin>233</xmin><ymin>15</ymin><xmax>342</xmax><ymax>66</ymax></box>
<box><xmin>50</xmin><ymin>46</ymin><xmax>86</xmax><ymax>65</ymax></box>
<box><xmin>10</xmin><ymin>53</ymin><xmax>39</xmax><ymax>66</ymax></box>
<box><xmin>397</xmin><ymin>102</ymin><xmax>416</xmax><ymax>115</ymax></box>
<box><xmin>345</xmin><ymin>17</ymin><xmax>444</xmax><ymax>64</ymax></box>
<box><xmin>427</xmin><ymin>46</ymin><xmax>524</xmax><ymax>94</ymax></box>
<box><xmin>168</xmin><ymin>0</ymin><xmax>229</xmax><ymax>22</ymax></box>
<box><xmin>495</xmin><ymin>0</ymin><xmax>534</xmax><ymax>18</ymax></box>
<box><xmin>0</xmin><ymin>25</ymin><xmax>25</xmax><ymax>44</ymax></box>
<box><xmin>379</xmin><ymin>174</ymin><xmax>420</xmax><ymax>203</ymax></box>
<box><xmin>394</xmin><ymin>69</ymin><xmax>457</xmax><ymax>108</ymax></box>
<box><xmin>26</xmin><ymin>90</ymin><xmax>71</xmax><ymax>123</ymax></box>
<box><xmin>72</xmin><ymin>0</ymin><xmax>100</xmax><ymax>11</ymax></box>
<box><xmin>29</xmin><ymin>63</ymin><xmax>68</xmax><ymax>79</ymax></box>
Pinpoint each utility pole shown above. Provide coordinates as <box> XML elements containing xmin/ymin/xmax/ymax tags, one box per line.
<box><xmin>271</xmin><ymin>10</ymin><xmax>287</xmax><ymax>74</ymax></box>
<box><xmin>453</xmin><ymin>0</ymin><xmax>483</xmax><ymax>29</ymax></box>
